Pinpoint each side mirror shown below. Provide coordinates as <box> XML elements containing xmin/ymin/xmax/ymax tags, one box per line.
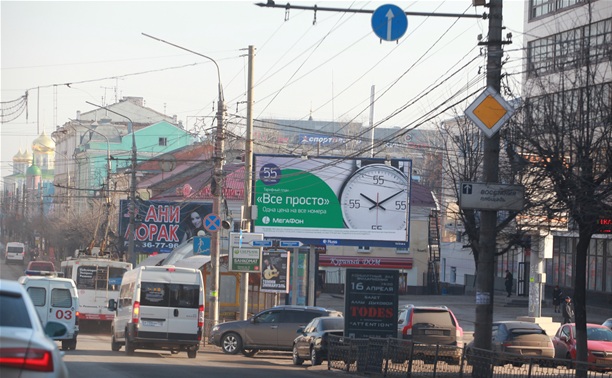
<box><xmin>560</xmin><ymin>335</ymin><xmax>568</xmax><ymax>342</ymax></box>
<box><xmin>108</xmin><ymin>299</ymin><xmax>117</xmax><ymax>311</ymax></box>
<box><xmin>45</xmin><ymin>321</ymin><xmax>67</xmax><ymax>338</ymax></box>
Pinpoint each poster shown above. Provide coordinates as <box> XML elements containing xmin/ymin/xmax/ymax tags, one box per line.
<box><xmin>260</xmin><ymin>249</ymin><xmax>290</xmax><ymax>293</ymax></box>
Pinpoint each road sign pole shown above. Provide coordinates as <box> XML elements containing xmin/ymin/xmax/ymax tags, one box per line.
<box><xmin>291</xmin><ymin>248</ymin><xmax>299</xmax><ymax>305</ymax></box>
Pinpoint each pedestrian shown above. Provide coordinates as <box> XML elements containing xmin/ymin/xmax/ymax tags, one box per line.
<box><xmin>552</xmin><ymin>285</ymin><xmax>563</xmax><ymax>313</ymax></box>
<box><xmin>562</xmin><ymin>296</ymin><xmax>575</xmax><ymax>324</ymax></box>
<box><xmin>505</xmin><ymin>270</ymin><xmax>513</xmax><ymax>297</ymax></box>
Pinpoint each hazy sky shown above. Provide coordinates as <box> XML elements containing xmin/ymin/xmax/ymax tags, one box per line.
<box><xmin>1</xmin><ymin>0</ymin><xmax>526</xmax><ymax>182</ymax></box>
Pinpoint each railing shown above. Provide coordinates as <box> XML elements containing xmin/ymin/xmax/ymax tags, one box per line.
<box><xmin>326</xmin><ymin>335</ymin><xmax>612</xmax><ymax>377</ymax></box>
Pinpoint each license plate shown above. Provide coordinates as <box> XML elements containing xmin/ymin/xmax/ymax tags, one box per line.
<box><xmin>424</xmin><ymin>330</ymin><xmax>443</xmax><ymax>335</ymax></box>
<box><xmin>142</xmin><ymin>320</ymin><xmax>163</xmax><ymax>327</ymax></box>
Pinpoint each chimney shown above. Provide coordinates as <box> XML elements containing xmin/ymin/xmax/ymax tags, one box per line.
<box><xmin>76</xmin><ymin>110</ymin><xmax>81</xmax><ymax>120</ymax></box>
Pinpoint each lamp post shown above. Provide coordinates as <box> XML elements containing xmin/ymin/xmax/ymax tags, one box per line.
<box><xmin>64</xmin><ymin>120</ymin><xmax>113</xmax><ymax>250</ymax></box>
<box><xmin>142</xmin><ymin>33</ymin><xmax>225</xmax><ymax>325</ymax></box>
<box><xmin>85</xmin><ymin>101</ymin><xmax>137</xmax><ymax>266</ymax></box>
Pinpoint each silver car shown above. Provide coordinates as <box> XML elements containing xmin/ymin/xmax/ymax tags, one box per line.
<box><xmin>0</xmin><ymin>279</ymin><xmax>70</xmax><ymax>378</ymax></box>
<box><xmin>210</xmin><ymin>305</ymin><xmax>342</xmax><ymax>357</ymax></box>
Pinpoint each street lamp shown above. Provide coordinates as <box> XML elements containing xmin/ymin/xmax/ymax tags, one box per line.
<box><xmin>142</xmin><ymin>33</ymin><xmax>225</xmax><ymax>325</ymax></box>
<box><xmin>59</xmin><ymin>120</ymin><xmax>113</xmax><ymax>251</ymax></box>
<box><xmin>85</xmin><ymin>101</ymin><xmax>137</xmax><ymax>266</ymax></box>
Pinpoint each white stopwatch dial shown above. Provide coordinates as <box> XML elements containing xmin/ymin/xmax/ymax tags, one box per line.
<box><xmin>339</xmin><ymin>164</ymin><xmax>408</xmax><ymax>230</ymax></box>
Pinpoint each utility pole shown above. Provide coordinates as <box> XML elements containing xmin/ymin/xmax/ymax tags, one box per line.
<box><xmin>240</xmin><ymin>45</ymin><xmax>255</xmax><ymax>321</ymax></box>
<box><xmin>128</xmin><ymin>119</ymin><xmax>137</xmax><ymax>266</ymax></box>
<box><xmin>141</xmin><ymin>33</ymin><xmax>226</xmax><ymax>325</ymax></box>
<box><xmin>473</xmin><ymin>0</ymin><xmax>504</xmax><ymax>359</ymax></box>
<box><xmin>85</xmin><ymin>101</ymin><xmax>136</xmax><ymax>265</ymax></box>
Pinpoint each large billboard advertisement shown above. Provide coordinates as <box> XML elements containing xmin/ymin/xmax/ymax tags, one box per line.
<box><xmin>253</xmin><ymin>155</ymin><xmax>412</xmax><ymax>247</ymax></box>
<box><xmin>118</xmin><ymin>200</ymin><xmax>212</xmax><ymax>254</ymax></box>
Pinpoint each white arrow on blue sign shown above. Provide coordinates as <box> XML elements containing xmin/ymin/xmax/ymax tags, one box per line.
<box><xmin>279</xmin><ymin>241</ymin><xmax>303</xmax><ymax>247</ymax></box>
<box><xmin>250</xmin><ymin>240</ymin><xmax>273</xmax><ymax>247</ymax></box>
<box><xmin>371</xmin><ymin>4</ymin><xmax>408</xmax><ymax>42</ymax></box>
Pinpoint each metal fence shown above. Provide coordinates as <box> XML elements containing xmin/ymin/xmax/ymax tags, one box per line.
<box><xmin>326</xmin><ymin>335</ymin><xmax>612</xmax><ymax>377</ymax></box>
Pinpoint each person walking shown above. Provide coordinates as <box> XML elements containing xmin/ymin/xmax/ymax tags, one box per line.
<box><xmin>562</xmin><ymin>296</ymin><xmax>575</xmax><ymax>324</ymax></box>
<box><xmin>552</xmin><ymin>285</ymin><xmax>563</xmax><ymax>313</ymax></box>
<box><xmin>505</xmin><ymin>270</ymin><xmax>513</xmax><ymax>297</ymax></box>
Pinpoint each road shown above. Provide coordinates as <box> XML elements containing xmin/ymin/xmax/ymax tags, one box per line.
<box><xmin>65</xmin><ymin>333</ymin><xmax>335</xmax><ymax>378</ymax></box>
<box><xmin>1</xmin><ymin>260</ymin><xmax>337</xmax><ymax>377</ymax></box>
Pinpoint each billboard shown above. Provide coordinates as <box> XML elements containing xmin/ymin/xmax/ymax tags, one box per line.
<box><xmin>253</xmin><ymin>155</ymin><xmax>412</xmax><ymax>247</ymax></box>
<box><xmin>118</xmin><ymin>200</ymin><xmax>212</xmax><ymax>254</ymax></box>
<box><xmin>344</xmin><ymin>269</ymin><xmax>399</xmax><ymax>339</ymax></box>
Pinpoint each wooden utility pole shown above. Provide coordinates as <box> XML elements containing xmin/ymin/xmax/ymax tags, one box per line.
<box><xmin>473</xmin><ymin>0</ymin><xmax>504</xmax><ymax>359</ymax></box>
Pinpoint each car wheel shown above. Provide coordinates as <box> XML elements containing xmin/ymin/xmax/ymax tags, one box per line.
<box><xmin>67</xmin><ymin>338</ymin><xmax>77</xmax><ymax>351</ymax></box>
<box><xmin>310</xmin><ymin>347</ymin><xmax>322</xmax><ymax>366</ymax></box>
<box><xmin>221</xmin><ymin>332</ymin><xmax>242</xmax><ymax>355</ymax></box>
<box><xmin>241</xmin><ymin>349</ymin><xmax>258</xmax><ymax>357</ymax></box>
<box><xmin>125</xmin><ymin>334</ymin><xmax>135</xmax><ymax>356</ymax></box>
<box><xmin>111</xmin><ymin>335</ymin><xmax>121</xmax><ymax>352</ymax></box>
<box><xmin>292</xmin><ymin>344</ymin><xmax>304</xmax><ymax>365</ymax></box>
<box><xmin>187</xmin><ymin>349</ymin><xmax>197</xmax><ymax>359</ymax></box>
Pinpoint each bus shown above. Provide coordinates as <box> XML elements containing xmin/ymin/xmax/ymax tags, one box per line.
<box><xmin>61</xmin><ymin>256</ymin><xmax>132</xmax><ymax>325</ymax></box>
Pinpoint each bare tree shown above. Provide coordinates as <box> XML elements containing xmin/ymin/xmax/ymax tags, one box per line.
<box><xmin>510</xmin><ymin>46</ymin><xmax>612</xmax><ymax>375</ymax></box>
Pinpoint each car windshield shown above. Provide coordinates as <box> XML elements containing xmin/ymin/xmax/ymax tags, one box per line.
<box><xmin>584</xmin><ymin>326</ymin><xmax>612</xmax><ymax>341</ymax></box>
<box><xmin>413</xmin><ymin>309</ymin><xmax>455</xmax><ymax>327</ymax></box>
<box><xmin>320</xmin><ymin>317</ymin><xmax>344</xmax><ymax>331</ymax></box>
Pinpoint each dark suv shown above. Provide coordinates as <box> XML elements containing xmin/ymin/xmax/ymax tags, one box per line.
<box><xmin>209</xmin><ymin>305</ymin><xmax>342</xmax><ymax>356</ymax></box>
<box><xmin>396</xmin><ymin>305</ymin><xmax>464</xmax><ymax>364</ymax></box>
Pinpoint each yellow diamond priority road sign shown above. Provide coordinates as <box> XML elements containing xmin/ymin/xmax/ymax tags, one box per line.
<box><xmin>465</xmin><ymin>87</ymin><xmax>515</xmax><ymax>138</ymax></box>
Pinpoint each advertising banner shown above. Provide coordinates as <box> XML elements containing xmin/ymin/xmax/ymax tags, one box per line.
<box><xmin>260</xmin><ymin>249</ymin><xmax>290</xmax><ymax>293</ymax></box>
<box><xmin>253</xmin><ymin>155</ymin><xmax>412</xmax><ymax>246</ymax></box>
<box><xmin>228</xmin><ymin>232</ymin><xmax>264</xmax><ymax>273</ymax></box>
<box><xmin>118</xmin><ymin>200</ymin><xmax>212</xmax><ymax>254</ymax></box>
<box><xmin>344</xmin><ymin>269</ymin><xmax>399</xmax><ymax>339</ymax></box>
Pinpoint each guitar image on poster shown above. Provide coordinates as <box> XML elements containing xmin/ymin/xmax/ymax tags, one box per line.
<box><xmin>260</xmin><ymin>250</ymin><xmax>289</xmax><ymax>293</ymax></box>
<box><xmin>263</xmin><ymin>265</ymin><xmax>279</xmax><ymax>279</ymax></box>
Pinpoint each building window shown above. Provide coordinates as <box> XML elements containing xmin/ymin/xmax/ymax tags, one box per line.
<box><xmin>159</xmin><ymin>137</ymin><xmax>168</xmax><ymax>146</ymax></box>
<box><xmin>529</xmin><ymin>0</ymin><xmax>585</xmax><ymax>21</ymax></box>
<box><xmin>527</xmin><ymin>18</ymin><xmax>612</xmax><ymax>77</ymax></box>
<box><xmin>357</xmin><ymin>246</ymin><xmax>371</xmax><ymax>253</ymax></box>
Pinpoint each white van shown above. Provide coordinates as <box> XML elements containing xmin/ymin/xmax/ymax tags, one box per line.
<box><xmin>5</xmin><ymin>242</ymin><xmax>26</xmax><ymax>264</ymax></box>
<box><xmin>18</xmin><ymin>275</ymin><xmax>79</xmax><ymax>350</ymax></box>
<box><xmin>108</xmin><ymin>265</ymin><xmax>204</xmax><ymax>358</ymax></box>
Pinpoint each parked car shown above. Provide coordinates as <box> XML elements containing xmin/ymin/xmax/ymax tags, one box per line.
<box><xmin>0</xmin><ymin>279</ymin><xmax>69</xmax><ymax>378</ymax></box>
<box><xmin>603</xmin><ymin>318</ymin><xmax>612</xmax><ymax>330</ymax></box>
<box><xmin>465</xmin><ymin>321</ymin><xmax>554</xmax><ymax>367</ymax></box>
<box><xmin>552</xmin><ymin>323</ymin><xmax>612</xmax><ymax>370</ymax></box>
<box><xmin>24</xmin><ymin>261</ymin><xmax>57</xmax><ymax>276</ymax></box>
<box><xmin>292</xmin><ymin>316</ymin><xmax>344</xmax><ymax>366</ymax></box>
<box><xmin>396</xmin><ymin>304</ymin><xmax>463</xmax><ymax>364</ymax></box>
<box><xmin>209</xmin><ymin>305</ymin><xmax>342</xmax><ymax>356</ymax></box>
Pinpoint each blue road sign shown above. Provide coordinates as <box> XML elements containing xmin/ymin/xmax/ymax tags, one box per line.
<box><xmin>279</xmin><ymin>241</ymin><xmax>303</xmax><ymax>248</ymax></box>
<box><xmin>203</xmin><ymin>213</ymin><xmax>221</xmax><ymax>232</ymax></box>
<box><xmin>250</xmin><ymin>240</ymin><xmax>273</xmax><ymax>247</ymax></box>
<box><xmin>194</xmin><ymin>236</ymin><xmax>211</xmax><ymax>255</ymax></box>
<box><xmin>371</xmin><ymin>4</ymin><xmax>408</xmax><ymax>42</ymax></box>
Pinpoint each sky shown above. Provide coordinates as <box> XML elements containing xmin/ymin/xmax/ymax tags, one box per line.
<box><xmin>1</xmin><ymin>0</ymin><xmax>527</xmax><ymax>184</ymax></box>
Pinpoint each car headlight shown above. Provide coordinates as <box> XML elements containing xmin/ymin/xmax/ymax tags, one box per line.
<box><xmin>211</xmin><ymin>325</ymin><xmax>220</xmax><ymax>332</ymax></box>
